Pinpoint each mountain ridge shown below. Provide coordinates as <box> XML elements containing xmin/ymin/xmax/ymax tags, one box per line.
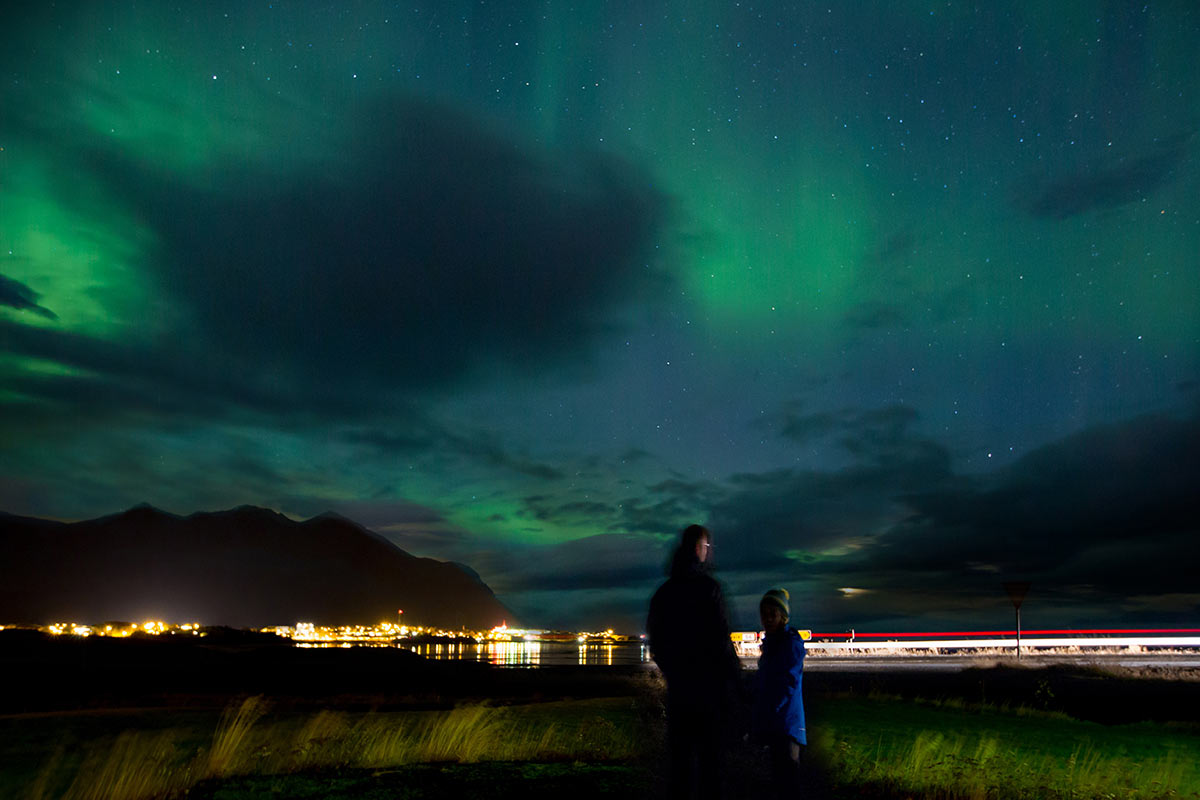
<box><xmin>0</xmin><ymin>505</ymin><xmax>513</xmax><ymax>630</ymax></box>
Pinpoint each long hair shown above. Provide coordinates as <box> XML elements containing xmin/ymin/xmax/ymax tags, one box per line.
<box><xmin>669</xmin><ymin>523</ymin><xmax>711</xmax><ymax>577</ymax></box>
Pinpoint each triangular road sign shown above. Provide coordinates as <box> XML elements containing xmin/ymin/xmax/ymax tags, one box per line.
<box><xmin>1003</xmin><ymin>581</ymin><xmax>1031</xmax><ymax>609</ymax></box>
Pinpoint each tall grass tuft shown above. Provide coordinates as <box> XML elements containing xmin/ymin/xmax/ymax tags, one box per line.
<box><xmin>18</xmin><ymin>697</ymin><xmax>641</xmax><ymax>800</ymax></box>
<box><xmin>353</xmin><ymin>712</ymin><xmax>421</xmax><ymax>768</ymax></box>
<box><xmin>205</xmin><ymin>695</ymin><xmax>267</xmax><ymax>778</ymax></box>
<box><xmin>415</xmin><ymin>704</ymin><xmax>506</xmax><ymax>763</ymax></box>
<box><xmin>289</xmin><ymin>709</ymin><xmax>353</xmax><ymax>770</ymax></box>
<box><xmin>21</xmin><ymin>744</ymin><xmax>65</xmax><ymax>800</ymax></box>
<box><xmin>59</xmin><ymin>731</ymin><xmax>191</xmax><ymax>800</ymax></box>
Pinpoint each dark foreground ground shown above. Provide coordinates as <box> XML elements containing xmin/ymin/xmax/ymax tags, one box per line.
<box><xmin>3</xmin><ymin>628</ymin><xmax>1197</xmax><ymax>722</ymax></box>
<box><xmin>187</xmin><ymin>763</ymin><xmax>654</xmax><ymax>800</ymax></box>
<box><xmin>3</xmin><ymin>629</ymin><xmax>1199</xmax><ymax>799</ymax></box>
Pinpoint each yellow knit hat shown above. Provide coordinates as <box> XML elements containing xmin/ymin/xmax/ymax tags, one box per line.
<box><xmin>761</xmin><ymin>587</ymin><xmax>790</xmax><ymax>619</ymax></box>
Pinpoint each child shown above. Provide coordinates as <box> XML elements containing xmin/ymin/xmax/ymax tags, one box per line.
<box><xmin>751</xmin><ymin>588</ymin><xmax>806</xmax><ymax>798</ymax></box>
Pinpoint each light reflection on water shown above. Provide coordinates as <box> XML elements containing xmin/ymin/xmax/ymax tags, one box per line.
<box><xmin>403</xmin><ymin>640</ymin><xmax>649</xmax><ymax>667</ymax></box>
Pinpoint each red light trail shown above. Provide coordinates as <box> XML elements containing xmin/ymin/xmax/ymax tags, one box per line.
<box><xmin>811</xmin><ymin>628</ymin><xmax>1200</xmax><ymax>639</ymax></box>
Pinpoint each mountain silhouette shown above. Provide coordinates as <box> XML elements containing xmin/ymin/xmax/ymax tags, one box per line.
<box><xmin>0</xmin><ymin>505</ymin><xmax>512</xmax><ymax>629</ymax></box>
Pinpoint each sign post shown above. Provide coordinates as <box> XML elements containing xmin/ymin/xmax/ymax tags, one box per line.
<box><xmin>1002</xmin><ymin>582</ymin><xmax>1031</xmax><ymax>660</ymax></box>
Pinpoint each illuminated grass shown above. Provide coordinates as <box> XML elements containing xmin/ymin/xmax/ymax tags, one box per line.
<box><xmin>7</xmin><ymin>684</ymin><xmax>1200</xmax><ymax>799</ymax></box>
<box><xmin>11</xmin><ymin>697</ymin><xmax>642</xmax><ymax>800</ymax></box>
<box><xmin>206</xmin><ymin>695</ymin><xmax>268</xmax><ymax>778</ymax></box>
<box><xmin>813</xmin><ymin>695</ymin><xmax>1200</xmax><ymax>799</ymax></box>
<box><xmin>55</xmin><ymin>730</ymin><xmax>191</xmax><ymax>800</ymax></box>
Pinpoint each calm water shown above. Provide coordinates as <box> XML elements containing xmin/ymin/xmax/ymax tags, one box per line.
<box><xmin>402</xmin><ymin>640</ymin><xmax>651</xmax><ymax>667</ymax></box>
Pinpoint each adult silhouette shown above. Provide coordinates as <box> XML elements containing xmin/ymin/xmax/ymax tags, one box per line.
<box><xmin>646</xmin><ymin>524</ymin><xmax>740</xmax><ymax>799</ymax></box>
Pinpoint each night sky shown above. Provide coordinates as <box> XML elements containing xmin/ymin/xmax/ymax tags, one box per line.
<box><xmin>2</xmin><ymin>2</ymin><xmax>1198</xmax><ymax>633</ymax></box>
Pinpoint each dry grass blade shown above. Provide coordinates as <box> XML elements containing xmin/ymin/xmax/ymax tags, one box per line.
<box><xmin>206</xmin><ymin>695</ymin><xmax>267</xmax><ymax>778</ymax></box>
<box><xmin>60</xmin><ymin>730</ymin><xmax>189</xmax><ymax>800</ymax></box>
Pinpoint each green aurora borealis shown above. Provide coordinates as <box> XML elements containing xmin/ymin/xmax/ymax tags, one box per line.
<box><xmin>2</xmin><ymin>2</ymin><xmax>1198</xmax><ymax>631</ymax></box>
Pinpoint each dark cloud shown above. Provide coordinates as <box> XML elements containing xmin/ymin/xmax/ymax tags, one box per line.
<box><xmin>612</xmin><ymin>496</ymin><xmax>699</xmax><ymax>537</ymax></box>
<box><xmin>70</xmin><ymin>95</ymin><xmax>671</xmax><ymax>403</ymax></box>
<box><xmin>318</xmin><ymin>500</ymin><xmax>474</xmax><ymax>559</ymax></box>
<box><xmin>306</xmin><ymin>500</ymin><xmax>448</xmax><ymax>531</ymax></box>
<box><xmin>646</xmin><ymin>477</ymin><xmax>720</xmax><ymax>506</ymax></box>
<box><xmin>2</xmin><ymin>94</ymin><xmax>672</xmax><ymax>434</ymax></box>
<box><xmin>820</xmin><ymin>412</ymin><xmax>1200</xmax><ymax>621</ymax></box>
<box><xmin>608</xmin><ymin>477</ymin><xmax>723</xmax><ymax>536</ymax></box>
<box><xmin>773</xmin><ymin>407</ymin><xmax>837</xmax><ymax>443</ymax></box>
<box><xmin>649</xmin><ymin>407</ymin><xmax>1199</xmax><ymax>628</ymax></box>
<box><xmin>345</xmin><ymin>422</ymin><xmax>563</xmax><ymax>481</ymax></box>
<box><xmin>497</xmin><ymin>533</ymin><xmax>669</xmax><ymax>593</ymax></box>
<box><xmin>843</xmin><ymin>302</ymin><xmax>908</xmax><ymax>331</ymax></box>
<box><xmin>556</xmin><ymin>501</ymin><xmax>614</xmax><ymax>517</ymax></box>
<box><xmin>341</xmin><ymin>427</ymin><xmax>437</xmax><ymax>453</ymax></box>
<box><xmin>836</xmin><ymin>406</ymin><xmax>947</xmax><ymax>473</ymax></box>
<box><xmin>862</xmin><ymin>228</ymin><xmax>918</xmax><ymax>267</ymax></box>
<box><xmin>709</xmin><ymin>459</ymin><xmax>953</xmax><ymax>576</ymax></box>
<box><xmin>617</xmin><ymin>448</ymin><xmax>653</xmax><ymax>463</ymax></box>
<box><xmin>436</xmin><ymin>432</ymin><xmax>563</xmax><ymax>482</ymax></box>
<box><xmin>841</xmin><ymin>227</ymin><xmax>923</xmax><ymax>333</ymax></box>
<box><xmin>368</xmin><ymin>522</ymin><xmax>669</xmax><ymax>627</ymax></box>
<box><xmin>0</xmin><ymin>422</ymin><xmax>308</xmax><ymax>523</ymax></box>
<box><xmin>611</xmin><ymin>407</ymin><xmax>961</xmax><ymax>582</ymax></box>
<box><xmin>778</xmin><ymin>404</ymin><xmax>943</xmax><ymax>475</ymax></box>
<box><xmin>1017</xmin><ymin>132</ymin><xmax>1193</xmax><ymax>219</ymax></box>
<box><xmin>513</xmin><ymin>532</ymin><xmax>672</xmax><ymax>594</ymax></box>
<box><xmin>517</xmin><ymin>496</ymin><xmax>613</xmax><ymax>523</ymax></box>
<box><xmin>0</xmin><ymin>319</ymin><xmax>377</xmax><ymax>421</ymax></box>
<box><xmin>0</xmin><ymin>273</ymin><xmax>57</xmax><ymax>320</ymax></box>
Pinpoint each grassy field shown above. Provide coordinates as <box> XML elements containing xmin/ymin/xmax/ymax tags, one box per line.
<box><xmin>810</xmin><ymin>693</ymin><xmax>1200</xmax><ymax>799</ymax></box>
<box><xmin>3</xmin><ymin>696</ymin><xmax>648</xmax><ymax>800</ymax></box>
<box><xmin>2</xmin><ymin>665</ymin><xmax>1198</xmax><ymax>799</ymax></box>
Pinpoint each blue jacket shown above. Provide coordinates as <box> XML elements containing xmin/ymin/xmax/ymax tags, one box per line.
<box><xmin>752</xmin><ymin>627</ymin><xmax>806</xmax><ymax>745</ymax></box>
